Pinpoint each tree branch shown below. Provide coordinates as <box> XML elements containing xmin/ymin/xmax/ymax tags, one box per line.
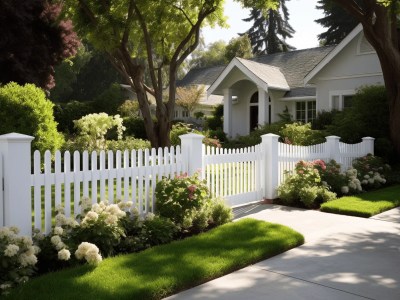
<box><xmin>131</xmin><ymin>1</ymin><xmax>159</xmax><ymax>93</ymax></box>
<box><xmin>172</xmin><ymin>4</ymin><xmax>194</xmax><ymax>26</ymax></box>
<box><xmin>331</xmin><ymin>0</ymin><xmax>365</xmax><ymax>23</ymax></box>
<box><xmin>77</xmin><ymin>0</ymin><xmax>98</xmax><ymax>25</ymax></box>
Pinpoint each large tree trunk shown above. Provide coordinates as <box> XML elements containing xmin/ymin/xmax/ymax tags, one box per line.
<box><xmin>332</xmin><ymin>0</ymin><xmax>400</xmax><ymax>157</ymax></box>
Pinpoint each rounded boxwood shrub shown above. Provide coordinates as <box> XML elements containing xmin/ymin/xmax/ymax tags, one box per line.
<box><xmin>0</xmin><ymin>82</ymin><xmax>64</xmax><ymax>152</ymax></box>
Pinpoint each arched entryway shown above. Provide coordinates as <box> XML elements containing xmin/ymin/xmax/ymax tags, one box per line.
<box><xmin>249</xmin><ymin>92</ymin><xmax>258</xmax><ymax>131</ymax></box>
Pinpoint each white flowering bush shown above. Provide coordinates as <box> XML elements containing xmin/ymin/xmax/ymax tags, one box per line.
<box><xmin>0</xmin><ymin>227</ymin><xmax>39</xmax><ymax>295</ymax></box>
<box><xmin>75</xmin><ymin>242</ymin><xmax>102</xmax><ymax>266</ymax></box>
<box><xmin>73</xmin><ymin>113</ymin><xmax>126</xmax><ymax>152</ymax></box>
<box><xmin>353</xmin><ymin>154</ymin><xmax>390</xmax><ymax>190</ymax></box>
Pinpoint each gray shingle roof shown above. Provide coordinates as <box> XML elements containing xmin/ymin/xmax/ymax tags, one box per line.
<box><xmin>177</xmin><ymin>65</ymin><xmax>225</xmax><ymax>87</ymax></box>
<box><xmin>283</xmin><ymin>87</ymin><xmax>316</xmax><ymax>98</ymax></box>
<box><xmin>179</xmin><ymin>46</ymin><xmax>335</xmax><ymax>93</ymax></box>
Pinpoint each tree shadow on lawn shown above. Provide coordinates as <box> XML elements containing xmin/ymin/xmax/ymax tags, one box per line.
<box><xmin>253</xmin><ymin>225</ymin><xmax>400</xmax><ymax>300</ymax></box>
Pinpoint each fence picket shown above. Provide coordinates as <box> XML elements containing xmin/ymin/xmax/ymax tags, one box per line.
<box><xmin>44</xmin><ymin>151</ymin><xmax>52</xmax><ymax>233</ymax></box>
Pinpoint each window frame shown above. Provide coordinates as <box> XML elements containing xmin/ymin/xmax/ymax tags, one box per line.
<box><xmin>295</xmin><ymin>100</ymin><xmax>316</xmax><ymax>123</ymax></box>
<box><xmin>329</xmin><ymin>90</ymin><xmax>355</xmax><ymax>111</ymax></box>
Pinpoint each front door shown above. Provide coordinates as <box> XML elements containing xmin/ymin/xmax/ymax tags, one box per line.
<box><xmin>250</xmin><ymin>92</ymin><xmax>259</xmax><ymax>131</ymax></box>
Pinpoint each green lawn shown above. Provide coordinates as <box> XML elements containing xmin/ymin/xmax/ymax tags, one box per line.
<box><xmin>8</xmin><ymin>219</ymin><xmax>304</xmax><ymax>300</ymax></box>
<box><xmin>320</xmin><ymin>185</ymin><xmax>400</xmax><ymax>217</ymax></box>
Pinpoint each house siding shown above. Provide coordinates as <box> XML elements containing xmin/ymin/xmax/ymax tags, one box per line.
<box><xmin>313</xmin><ymin>33</ymin><xmax>384</xmax><ymax>112</ymax></box>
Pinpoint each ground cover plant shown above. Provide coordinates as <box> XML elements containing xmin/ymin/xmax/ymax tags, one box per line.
<box><xmin>6</xmin><ymin>219</ymin><xmax>304</xmax><ymax>300</ymax></box>
<box><xmin>320</xmin><ymin>185</ymin><xmax>400</xmax><ymax>217</ymax></box>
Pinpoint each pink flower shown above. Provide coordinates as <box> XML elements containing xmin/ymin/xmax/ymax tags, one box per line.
<box><xmin>187</xmin><ymin>185</ymin><xmax>197</xmax><ymax>193</ymax></box>
<box><xmin>297</xmin><ymin>170</ymin><xmax>304</xmax><ymax>174</ymax></box>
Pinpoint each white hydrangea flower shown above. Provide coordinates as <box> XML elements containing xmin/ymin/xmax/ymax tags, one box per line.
<box><xmin>91</xmin><ymin>203</ymin><xmax>103</xmax><ymax>213</ymax></box>
<box><xmin>341</xmin><ymin>186</ymin><xmax>349</xmax><ymax>194</ymax></box>
<box><xmin>56</xmin><ymin>242</ymin><xmax>66</xmax><ymax>251</ymax></box>
<box><xmin>55</xmin><ymin>213</ymin><xmax>67</xmax><ymax>226</ymax></box>
<box><xmin>75</xmin><ymin>242</ymin><xmax>102</xmax><ymax>265</ymax></box>
<box><xmin>20</xmin><ymin>236</ymin><xmax>33</xmax><ymax>247</ymax></box>
<box><xmin>9</xmin><ymin>226</ymin><xmax>20</xmax><ymax>234</ymax></box>
<box><xmin>4</xmin><ymin>244</ymin><xmax>19</xmax><ymax>257</ymax></box>
<box><xmin>66</xmin><ymin>217</ymin><xmax>79</xmax><ymax>228</ymax></box>
<box><xmin>0</xmin><ymin>283</ymin><xmax>12</xmax><ymax>290</ymax></box>
<box><xmin>0</xmin><ymin>227</ymin><xmax>12</xmax><ymax>239</ymax></box>
<box><xmin>145</xmin><ymin>212</ymin><xmax>155</xmax><ymax>221</ymax></box>
<box><xmin>364</xmin><ymin>174</ymin><xmax>370</xmax><ymax>179</ymax></box>
<box><xmin>85</xmin><ymin>249</ymin><xmax>102</xmax><ymax>265</ymax></box>
<box><xmin>362</xmin><ymin>179</ymin><xmax>369</xmax><ymax>185</ymax></box>
<box><xmin>33</xmin><ymin>245</ymin><xmax>41</xmax><ymax>255</ymax></box>
<box><xmin>130</xmin><ymin>207</ymin><xmax>139</xmax><ymax>217</ymax></box>
<box><xmin>105</xmin><ymin>214</ymin><xmax>118</xmax><ymax>225</ymax></box>
<box><xmin>18</xmin><ymin>253</ymin><xmax>38</xmax><ymax>267</ymax></box>
<box><xmin>25</xmin><ymin>246</ymin><xmax>36</xmax><ymax>256</ymax></box>
<box><xmin>81</xmin><ymin>197</ymin><xmax>92</xmax><ymax>211</ymax></box>
<box><xmin>54</xmin><ymin>226</ymin><xmax>63</xmax><ymax>236</ymax></box>
<box><xmin>51</xmin><ymin>235</ymin><xmax>62</xmax><ymax>246</ymax></box>
<box><xmin>58</xmin><ymin>249</ymin><xmax>71</xmax><ymax>261</ymax></box>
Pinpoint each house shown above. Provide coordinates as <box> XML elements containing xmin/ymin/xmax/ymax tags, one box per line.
<box><xmin>180</xmin><ymin>24</ymin><xmax>384</xmax><ymax>137</ymax></box>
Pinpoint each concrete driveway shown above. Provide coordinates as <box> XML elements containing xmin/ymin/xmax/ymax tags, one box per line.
<box><xmin>166</xmin><ymin>205</ymin><xmax>400</xmax><ymax>300</ymax></box>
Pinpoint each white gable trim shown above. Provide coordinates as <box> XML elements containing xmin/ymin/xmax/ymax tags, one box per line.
<box><xmin>207</xmin><ymin>58</ymin><xmax>269</xmax><ymax>97</ymax></box>
<box><xmin>304</xmin><ymin>23</ymin><xmax>363</xmax><ymax>85</ymax></box>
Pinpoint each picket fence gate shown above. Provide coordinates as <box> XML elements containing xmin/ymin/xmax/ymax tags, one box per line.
<box><xmin>0</xmin><ymin>133</ymin><xmax>374</xmax><ymax>235</ymax></box>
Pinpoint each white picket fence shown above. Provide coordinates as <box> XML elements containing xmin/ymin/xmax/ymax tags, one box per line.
<box><xmin>0</xmin><ymin>132</ymin><xmax>374</xmax><ymax>236</ymax></box>
<box><xmin>202</xmin><ymin>145</ymin><xmax>262</xmax><ymax>207</ymax></box>
<box><xmin>31</xmin><ymin>147</ymin><xmax>184</xmax><ymax>233</ymax></box>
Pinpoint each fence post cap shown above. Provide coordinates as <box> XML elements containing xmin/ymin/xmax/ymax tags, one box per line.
<box><xmin>362</xmin><ymin>137</ymin><xmax>375</xmax><ymax>141</ymax></box>
<box><xmin>325</xmin><ymin>135</ymin><xmax>340</xmax><ymax>140</ymax></box>
<box><xmin>179</xmin><ymin>133</ymin><xmax>205</xmax><ymax>141</ymax></box>
<box><xmin>0</xmin><ymin>132</ymin><xmax>34</xmax><ymax>142</ymax></box>
<box><xmin>261</xmin><ymin>133</ymin><xmax>280</xmax><ymax>139</ymax></box>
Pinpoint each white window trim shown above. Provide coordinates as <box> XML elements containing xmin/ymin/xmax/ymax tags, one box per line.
<box><xmin>295</xmin><ymin>100</ymin><xmax>316</xmax><ymax>123</ymax></box>
<box><xmin>329</xmin><ymin>90</ymin><xmax>355</xmax><ymax>111</ymax></box>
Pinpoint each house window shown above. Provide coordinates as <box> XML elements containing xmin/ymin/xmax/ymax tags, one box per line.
<box><xmin>343</xmin><ymin>95</ymin><xmax>353</xmax><ymax>109</ymax></box>
<box><xmin>182</xmin><ymin>110</ymin><xmax>189</xmax><ymax>118</ymax></box>
<box><xmin>175</xmin><ymin>110</ymin><xmax>179</xmax><ymax>118</ymax></box>
<box><xmin>296</xmin><ymin>101</ymin><xmax>316</xmax><ymax>123</ymax></box>
<box><xmin>330</xmin><ymin>91</ymin><xmax>355</xmax><ymax>111</ymax></box>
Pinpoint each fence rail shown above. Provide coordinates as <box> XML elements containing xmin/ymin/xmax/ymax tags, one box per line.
<box><xmin>0</xmin><ymin>133</ymin><xmax>375</xmax><ymax>236</ymax></box>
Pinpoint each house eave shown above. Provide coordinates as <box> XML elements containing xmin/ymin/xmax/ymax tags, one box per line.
<box><xmin>280</xmin><ymin>96</ymin><xmax>317</xmax><ymax>102</ymax></box>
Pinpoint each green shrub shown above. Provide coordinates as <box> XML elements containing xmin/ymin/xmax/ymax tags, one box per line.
<box><xmin>280</xmin><ymin>122</ymin><xmax>326</xmax><ymax>145</ymax></box>
<box><xmin>170</xmin><ymin>123</ymin><xmax>192</xmax><ymax>146</ymax></box>
<box><xmin>352</xmin><ymin>154</ymin><xmax>390</xmax><ymax>190</ymax></box>
<box><xmin>326</xmin><ymin>85</ymin><xmax>393</xmax><ymax>161</ymax></box>
<box><xmin>210</xmin><ymin>198</ymin><xmax>234</xmax><ymax>226</ymax></box>
<box><xmin>72</xmin><ymin>113</ymin><xmax>125</xmax><ymax>152</ymax></box>
<box><xmin>54</xmin><ymin>101</ymin><xmax>94</xmax><ymax>134</ymax></box>
<box><xmin>311</xmin><ymin>110</ymin><xmax>338</xmax><ymax>130</ymax></box>
<box><xmin>118</xmin><ymin>100</ymin><xmax>139</xmax><ymax>118</ymax></box>
<box><xmin>123</xmin><ymin>116</ymin><xmax>148</xmax><ymax>140</ymax></box>
<box><xmin>205</xmin><ymin>104</ymin><xmax>223</xmax><ymax>130</ymax></box>
<box><xmin>277</xmin><ymin>160</ymin><xmax>336</xmax><ymax>208</ymax></box>
<box><xmin>106</xmin><ymin>137</ymin><xmax>150</xmax><ymax>151</ymax></box>
<box><xmin>155</xmin><ymin>173</ymin><xmax>210</xmax><ymax>225</ymax></box>
<box><xmin>92</xmin><ymin>83</ymin><xmax>125</xmax><ymax>115</ymax></box>
<box><xmin>0</xmin><ymin>82</ymin><xmax>64</xmax><ymax>153</ymax></box>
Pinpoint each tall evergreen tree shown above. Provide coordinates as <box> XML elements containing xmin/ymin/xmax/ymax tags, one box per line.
<box><xmin>243</xmin><ymin>0</ymin><xmax>295</xmax><ymax>55</ymax></box>
<box><xmin>315</xmin><ymin>0</ymin><xmax>361</xmax><ymax>45</ymax></box>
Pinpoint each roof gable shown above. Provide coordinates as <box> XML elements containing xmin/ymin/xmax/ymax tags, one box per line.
<box><xmin>304</xmin><ymin>23</ymin><xmax>363</xmax><ymax>84</ymax></box>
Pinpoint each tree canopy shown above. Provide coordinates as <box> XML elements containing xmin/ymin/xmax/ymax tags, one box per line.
<box><xmin>242</xmin><ymin>1</ymin><xmax>295</xmax><ymax>55</ymax></box>
<box><xmin>0</xmin><ymin>0</ymin><xmax>80</xmax><ymax>90</ymax></box>
<box><xmin>63</xmin><ymin>0</ymin><xmax>226</xmax><ymax>147</ymax></box>
<box><xmin>315</xmin><ymin>0</ymin><xmax>360</xmax><ymax>45</ymax></box>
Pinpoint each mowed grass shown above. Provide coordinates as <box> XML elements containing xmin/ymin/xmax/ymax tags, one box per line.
<box><xmin>320</xmin><ymin>185</ymin><xmax>400</xmax><ymax>217</ymax></box>
<box><xmin>8</xmin><ymin>219</ymin><xmax>304</xmax><ymax>300</ymax></box>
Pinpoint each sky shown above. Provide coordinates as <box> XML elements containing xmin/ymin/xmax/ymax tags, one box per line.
<box><xmin>202</xmin><ymin>0</ymin><xmax>325</xmax><ymax>50</ymax></box>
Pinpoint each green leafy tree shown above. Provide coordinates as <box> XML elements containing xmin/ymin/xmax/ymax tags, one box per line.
<box><xmin>225</xmin><ymin>34</ymin><xmax>254</xmax><ymax>61</ymax></box>
<box><xmin>0</xmin><ymin>83</ymin><xmax>64</xmax><ymax>152</ymax></box>
<box><xmin>329</xmin><ymin>0</ymin><xmax>400</xmax><ymax>158</ymax></box>
<box><xmin>189</xmin><ymin>40</ymin><xmax>228</xmax><ymax>68</ymax></box>
<box><xmin>242</xmin><ymin>0</ymin><xmax>295</xmax><ymax>55</ymax></box>
<box><xmin>63</xmin><ymin>0</ymin><xmax>225</xmax><ymax>148</ymax></box>
<box><xmin>315</xmin><ymin>0</ymin><xmax>360</xmax><ymax>45</ymax></box>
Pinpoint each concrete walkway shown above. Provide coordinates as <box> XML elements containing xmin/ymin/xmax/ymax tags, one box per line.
<box><xmin>166</xmin><ymin>205</ymin><xmax>400</xmax><ymax>300</ymax></box>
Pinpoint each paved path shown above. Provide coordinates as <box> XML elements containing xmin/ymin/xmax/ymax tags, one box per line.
<box><xmin>166</xmin><ymin>205</ymin><xmax>400</xmax><ymax>300</ymax></box>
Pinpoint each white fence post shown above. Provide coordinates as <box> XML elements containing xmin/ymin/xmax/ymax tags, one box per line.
<box><xmin>261</xmin><ymin>133</ymin><xmax>279</xmax><ymax>199</ymax></box>
<box><xmin>362</xmin><ymin>137</ymin><xmax>375</xmax><ymax>155</ymax></box>
<box><xmin>0</xmin><ymin>133</ymin><xmax>34</xmax><ymax>236</ymax></box>
<box><xmin>180</xmin><ymin>133</ymin><xmax>205</xmax><ymax>176</ymax></box>
<box><xmin>325</xmin><ymin>136</ymin><xmax>341</xmax><ymax>162</ymax></box>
